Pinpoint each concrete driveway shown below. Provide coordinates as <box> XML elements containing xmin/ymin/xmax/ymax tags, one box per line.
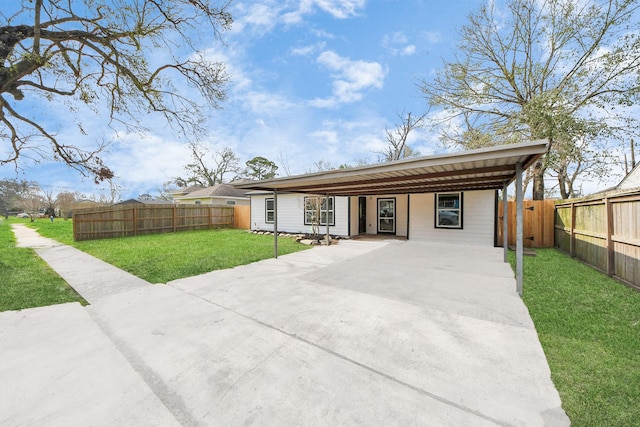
<box><xmin>0</xmin><ymin>230</ymin><xmax>569</xmax><ymax>426</ymax></box>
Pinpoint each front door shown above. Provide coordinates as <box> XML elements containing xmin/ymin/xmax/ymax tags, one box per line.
<box><xmin>358</xmin><ymin>197</ymin><xmax>367</xmax><ymax>233</ymax></box>
<box><xmin>378</xmin><ymin>198</ymin><xmax>395</xmax><ymax>234</ymax></box>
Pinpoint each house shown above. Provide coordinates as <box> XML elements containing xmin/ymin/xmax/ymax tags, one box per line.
<box><xmin>171</xmin><ymin>183</ymin><xmax>250</xmax><ymax>206</ymax></box>
<box><xmin>617</xmin><ymin>162</ymin><xmax>640</xmax><ymax>191</ymax></box>
<box><xmin>114</xmin><ymin>198</ymin><xmax>171</xmax><ymax>205</ymax></box>
<box><xmin>238</xmin><ymin>140</ymin><xmax>548</xmax><ymax>248</ymax></box>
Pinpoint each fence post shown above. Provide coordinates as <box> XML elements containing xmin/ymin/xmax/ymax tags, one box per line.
<box><xmin>569</xmin><ymin>202</ymin><xmax>576</xmax><ymax>257</ymax></box>
<box><xmin>173</xmin><ymin>205</ymin><xmax>177</xmax><ymax>233</ymax></box>
<box><xmin>132</xmin><ymin>207</ymin><xmax>137</xmax><ymax>236</ymax></box>
<box><xmin>605</xmin><ymin>197</ymin><xmax>614</xmax><ymax>276</ymax></box>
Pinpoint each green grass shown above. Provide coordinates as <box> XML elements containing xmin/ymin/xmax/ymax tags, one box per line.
<box><xmin>25</xmin><ymin>219</ymin><xmax>310</xmax><ymax>283</ymax></box>
<box><xmin>512</xmin><ymin>249</ymin><xmax>640</xmax><ymax>426</ymax></box>
<box><xmin>0</xmin><ymin>219</ymin><xmax>86</xmax><ymax>311</ymax></box>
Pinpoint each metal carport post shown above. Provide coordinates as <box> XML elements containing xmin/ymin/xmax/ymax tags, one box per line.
<box><xmin>515</xmin><ymin>162</ymin><xmax>524</xmax><ymax>296</ymax></box>
<box><xmin>503</xmin><ymin>182</ymin><xmax>508</xmax><ymax>263</ymax></box>
<box><xmin>273</xmin><ymin>189</ymin><xmax>278</xmax><ymax>259</ymax></box>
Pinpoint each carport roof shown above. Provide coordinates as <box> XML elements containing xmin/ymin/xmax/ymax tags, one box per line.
<box><xmin>236</xmin><ymin>140</ymin><xmax>548</xmax><ymax>196</ymax></box>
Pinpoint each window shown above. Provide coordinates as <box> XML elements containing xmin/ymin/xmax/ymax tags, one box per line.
<box><xmin>435</xmin><ymin>192</ymin><xmax>463</xmax><ymax>229</ymax></box>
<box><xmin>304</xmin><ymin>196</ymin><xmax>335</xmax><ymax>226</ymax></box>
<box><xmin>195</xmin><ymin>200</ymin><xmax>201</xmax><ymax>205</ymax></box>
<box><xmin>226</xmin><ymin>200</ymin><xmax>236</xmax><ymax>205</ymax></box>
<box><xmin>265</xmin><ymin>198</ymin><xmax>274</xmax><ymax>223</ymax></box>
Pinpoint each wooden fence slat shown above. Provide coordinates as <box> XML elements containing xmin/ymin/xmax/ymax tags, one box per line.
<box><xmin>497</xmin><ymin>199</ymin><xmax>555</xmax><ymax>248</ymax></box>
<box><xmin>73</xmin><ymin>204</ymin><xmax>240</xmax><ymax>241</ymax></box>
<box><xmin>234</xmin><ymin>205</ymin><xmax>250</xmax><ymax>229</ymax></box>
<box><xmin>555</xmin><ymin>192</ymin><xmax>640</xmax><ymax>291</ymax></box>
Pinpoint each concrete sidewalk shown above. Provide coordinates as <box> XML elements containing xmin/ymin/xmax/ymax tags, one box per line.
<box><xmin>12</xmin><ymin>224</ymin><xmax>151</xmax><ymax>303</ymax></box>
<box><xmin>2</xmin><ymin>224</ymin><xmax>570</xmax><ymax>426</ymax></box>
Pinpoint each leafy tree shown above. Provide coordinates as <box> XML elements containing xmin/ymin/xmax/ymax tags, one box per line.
<box><xmin>0</xmin><ymin>179</ymin><xmax>32</xmax><ymax>213</ymax></box>
<box><xmin>1</xmin><ymin>0</ymin><xmax>232</xmax><ymax>182</ymax></box>
<box><xmin>378</xmin><ymin>111</ymin><xmax>425</xmax><ymax>162</ymax></box>
<box><xmin>175</xmin><ymin>143</ymin><xmax>240</xmax><ymax>187</ymax></box>
<box><xmin>243</xmin><ymin>156</ymin><xmax>278</xmax><ymax>180</ymax></box>
<box><xmin>420</xmin><ymin>0</ymin><xmax>640</xmax><ymax>199</ymax></box>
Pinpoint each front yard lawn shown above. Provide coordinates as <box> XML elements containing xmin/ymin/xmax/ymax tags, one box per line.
<box><xmin>24</xmin><ymin>219</ymin><xmax>310</xmax><ymax>283</ymax></box>
<box><xmin>0</xmin><ymin>220</ymin><xmax>86</xmax><ymax>311</ymax></box>
<box><xmin>513</xmin><ymin>248</ymin><xmax>640</xmax><ymax>426</ymax></box>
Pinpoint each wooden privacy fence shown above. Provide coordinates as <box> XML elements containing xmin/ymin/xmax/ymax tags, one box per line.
<box><xmin>234</xmin><ymin>205</ymin><xmax>250</xmax><ymax>230</ymax></box>
<box><xmin>73</xmin><ymin>204</ymin><xmax>244</xmax><ymax>241</ymax></box>
<box><xmin>497</xmin><ymin>199</ymin><xmax>556</xmax><ymax>248</ymax></box>
<box><xmin>555</xmin><ymin>192</ymin><xmax>640</xmax><ymax>290</ymax></box>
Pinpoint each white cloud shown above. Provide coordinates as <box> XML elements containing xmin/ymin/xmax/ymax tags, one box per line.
<box><xmin>310</xmin><ymin>50</ymin><xmax>386</xmax><ymax>108</ymax></box>
<box><xmin>105</xmin><ymin>134</ymin><xmax>191</xmax><ymax>190</ymax></box>
<box><xmin>291</xmin><ymin>42</ymin><xmax>326</xmax><ymax>56</ymax></box>
<box><xmin>231</xmin><ymin>2</ymin><xmax>281</xmax><ymax>35</ymax></box>
<box><xmin>382</xmin><ymin>32</ymin><xmax>416</xmax><ymax>56</ymax></box>
<box><xmin>242</xmin><ymin>91</ymin><xmax>297</xmax><ymax>116</ymax></box>
<box><xmin>422</xmin><ymin>31</ymin><xmax>442</xmax><ymax>44</ymax></box>
<box><xmin>233</xmin><ymin>0</ymin><xmax>366</xmax><ymax>32</ymax></box>
<box><xmin>313</xmin><ymin>0</ymin><xmax>366</xmax><ymax>18</ymax></box>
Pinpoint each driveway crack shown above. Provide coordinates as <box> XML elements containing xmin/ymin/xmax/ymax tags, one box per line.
<box><xmin>184</xmin><ymin>291</ymin><xmax>513</xmax><ymax>427</ymax></box>
<box><xmin>218</xmin><ymin>340</ymin><xmax>289</xmax><ymax>404</ymax></box>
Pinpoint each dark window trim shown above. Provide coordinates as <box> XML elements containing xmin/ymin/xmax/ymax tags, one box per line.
<box><xmin>377</xmin><ymin>197</ymin><xmax>396</xmax><ymax>235</ymax></box>
<box><xmin>265</xmin><ymin>198</ymin><xmax>274</xmax><ymax>224</ymax></box>
<box><xmin>434</xmin><ymin>192</ymin><xmax>464</xmax><ymax>229</ymax></box>
<box><xmin>303</xmin><ymin>196</ymin><xmax>335</xmax><ymax>226</ymax></box>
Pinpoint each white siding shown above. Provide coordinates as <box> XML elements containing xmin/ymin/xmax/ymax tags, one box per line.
<box><xmin>250</xmin><ymin>193</ymin><xmax>350</xmax><ymax>236</ymax></box>
<box><xmin>409</xmin><ymin>190</ymin><xmax>496</xmax><ymax>246</ymax></box>
<box><xmin>346</xmin><ymin>195</ymin><xmax>410</xmax><ymax>237</ymax></box>
<box><xmin>618</xmin><ymin>165</ymin><xmax>640</xmax><ymax>190</ymax></box>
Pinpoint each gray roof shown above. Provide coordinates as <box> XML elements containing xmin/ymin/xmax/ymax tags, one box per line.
<box><xmin>180</xmin><ymin>183</ymin><xmax>250</xmax><ymax>199</ymax></box>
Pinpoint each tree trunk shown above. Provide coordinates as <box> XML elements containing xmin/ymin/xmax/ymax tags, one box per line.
<box><xmin>531</xmin><ymin>160</ymin><xmax>545</xmax><ymax>200</ymax></box>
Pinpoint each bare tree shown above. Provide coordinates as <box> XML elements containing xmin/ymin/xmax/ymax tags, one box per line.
<box><xmin>175</xmin><ymin>143</ymin><xmax>240</xmax><ymax>187</ymax></box>
<box><xmin>55</xmin><ymin>191</ymin><xmax>77</xmax><ymax>219</ymax></box>
<box><xmin>378</xmin><ymin>111</ymin><xmax>426</xmax><ymax>162</ymax></box>
<box><xmin>41</xmin><ymin>188</ymin><xmax>57</xmax><ymax>216</ymax></box>
<box><xmin>93</xmin><ymin>181</ymin><xmax>122</xmax><ymax>205</ymax></box>
<box><xmin>420</xmin><ymin>0</ymin><xmax>640</xmax><ymax>199</ymax></box>
<box><xmin>306</xmin><ymin>160</ymin><xmax>337</xmax><ymax>173</ymax></box>
<box><xmin>277</xmin><ymin>151</ymin><xmax>293</xmax><ymax>177</ymax></box>
<box><xmin>18</xmin><ymin>185</ymin><xmax>43</xmax><ymax>220</ymax></box>
<box><xmin>1</xmin><ymin>0</ymin><xmax>232</xmax><ymax>182</ymax></box>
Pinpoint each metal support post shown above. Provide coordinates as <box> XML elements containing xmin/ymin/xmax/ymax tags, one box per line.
<box><xmin>273</xmin><ymin>190</ymin><xmax>278</xmax><ymax>259</ymax></box>
<box><xmin>515</xmin><ymin>162</ymin><xmax>523</xmax><ymax>296</ymax></box>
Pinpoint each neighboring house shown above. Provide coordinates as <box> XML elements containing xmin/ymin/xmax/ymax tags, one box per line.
<box><xmin>114</xmin><ymin>198</ymin><xmax>171</xmax><ymax>205</ymax></box>
<box><xmin>239</xmin><ymin>141</ymin><xmax>548</xmax><ymax>247</ymax></box>
<box><xmin>617</xmin><ymin>162</ymin><xmax>640</xmax><ymax>191</ymax></box>
<box><xmin>171</xmin><ymin>183</ymin><xmax>250</xmax><ymax>206</ymax></box>
<box><xmin>71</xmin><ymin>199</ymin><xmax>101</xmax><ymax>210</ymax></box>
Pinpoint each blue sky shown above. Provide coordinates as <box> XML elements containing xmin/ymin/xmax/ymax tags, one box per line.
<box><xmin>0</xmin><ymin>0</ymin><xmax>626</xmax><ymax>199</ymax></box>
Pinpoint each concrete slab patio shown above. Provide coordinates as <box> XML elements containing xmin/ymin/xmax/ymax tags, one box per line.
<box><xmin>2</xmin><ymin>225</ymin><xmax>570</xmax><ymax>426</ymax></box>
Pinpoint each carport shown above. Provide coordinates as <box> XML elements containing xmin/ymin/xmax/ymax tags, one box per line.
<box><xmin>237</xmin><ymin>140</ymin><xmax>549</xmax><ymax>295</ymax></box>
